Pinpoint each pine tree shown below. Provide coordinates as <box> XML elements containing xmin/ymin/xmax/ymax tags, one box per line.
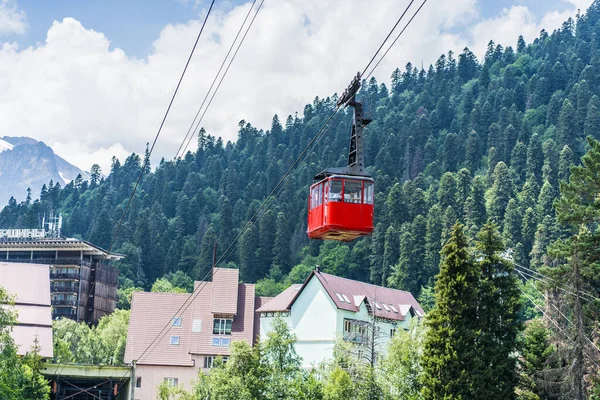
<box><xmin>584</xmin><ymin>95</ymin><xmax>600</xmax><ymax>141</ymax></box>
<box><xmin>557</xmin><ymin>99</ymin><xmax>577</xmax><ymax>152</ymax></box>
<box><xmin>559</xmin><ymin>145</ymin><xmax>575</xmax><ymax>182</ymax></box>
<box><xmin>473</xmin><ymin>224</ymin><xmax>521</xmax><ymax>399</ymax></box>
<box><xmin>488</xmin><ymin>162</ymin><xmax>514</xmax><ymax>224</ymax></box>
<box><xmin>464</xmin><ymin>176</ymin><xmax>487</xmax><ymax>237</ymax></box>
<box><xmin>238</xmin><ymin>223</ymin><xmax>259</xmax><ymax>282</ymax></box>
<box><xmin>503</xmin><ymin>198</ymin><xmax>522</xmax><ymax>247</ymax></box>
<box><xmin>510</xmin><ymin>141</ymin><xmax>527</xmax><ymax>185</ymax></box>
<box><xmin>421</xmin><ymin>224</ymin><xmax>480</xmax><ymax>399</ymax></box>
<box><xmin>273</xmin><ymin>212</ymin><xmax>292</xmax><ymax>273</ymax></box>
<box><xmin>424</xmin><ymin>205</ymin><xmax>443</xmax><ymax>283</ymax></box>
<box><xmin>257</xmin><ymin>210</ymin><xmax>277</xmax><ymax>277</ymax></box>
<box><xmin>438</xmin><ymin>172</ymin><xmax>457</xmax><ymax>211</ymax></box>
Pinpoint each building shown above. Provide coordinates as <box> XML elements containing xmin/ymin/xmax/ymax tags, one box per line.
<box><xmin>257</xmin><ymin>267</ymin><xmax>423</xmax><ymax>368</ymax></box>
<box><xmin>0</xmin><ymin>230</ymin><xmax>123</xmax><ymax>324</ymax></box>
<box><xmin>124</xmin><ymin>268</ymin><xmax>270</xmax><ymax>400</ymax></box>
<box><xmin>0</xmin><ymin>262</ymin><xmax>53</xmax><ymax>358</ymax></box>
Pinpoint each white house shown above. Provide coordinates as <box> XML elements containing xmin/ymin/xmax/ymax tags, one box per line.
<box><xmin>257</xmin><ymin>267</ymin><xmax>423</xmax><ymax>368</ymax></box>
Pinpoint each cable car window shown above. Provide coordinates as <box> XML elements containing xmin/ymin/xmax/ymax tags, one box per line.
<box><xmin>329</xmin><ymin>180</ymin><xmax>343</xmax><ymax>202</ymax></box>
<box><xmin>344</xmin><ymin>180</ymin><xmax>362</xmax><ymax>203</ymax></box>
<box><xmin>317</xmin><ymin>183</ymin><xmax>323</xmax><ymax>206</ymax></box>
<box><xmin>364</xmin><ymin>182</ymin><xmax>374</xmax><ymax>204</ymax></box>
<box><xmin>310</xmin><ymin>186</ymin><xmax>318</xmax><ymax>209</ymax></box>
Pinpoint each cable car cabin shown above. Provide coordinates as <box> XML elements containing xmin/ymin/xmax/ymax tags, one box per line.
<box><xmin>307</xmin><ymin>175</ymin><xmax>374</xmax><ymax>241</ymax></box>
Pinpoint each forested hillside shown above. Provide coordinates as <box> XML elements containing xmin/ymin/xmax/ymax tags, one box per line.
<box><xmin>3</xmin><ymin>2</ymin><xmax>600</xmax><ymax>300</ymax></box>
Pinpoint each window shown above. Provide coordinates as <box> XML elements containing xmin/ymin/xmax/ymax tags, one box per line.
<box><xmin>382</xmin><ymin>303</ymin><xmax>391</xmax><ymax>312</ymax></box>
<box><xmin>335</xmin><ymin>292</ymin><xmax>345</xmax><ymax>302</ymax></box>
<box><xmin>204</xmin><ymin>356</ymin><xmax>230</xmax><ymax>368</ymax></box>
<box><xmin>374</xmin><ymin>302</ymin><xmax>382</xmax><ymax>310</ymax></box>
<box><xmin>390</xmin><ymin>328</ymin><xmax>397</xmax><ymax>338</ymax></box>
<box><xmin>329</xmin><ymin>180</ymin><xmax>343</xmax><ymax>202</ymax></box>
<box><xmin>342</xmin><ymin>294</ymin><xmax>351</xmax><ymax>303</ymax></box>
<box><xmin>212</xmin><ymin>337</ymin><xmax>231</xmax><ymax>347</ymax></box>
<box><xmin>213</xmin><ymin>318</ymin><xmax>233</xmax><ymax>335</ymax></box>
<box><xmin>192</xmin><ymin>319</ymin><xmax>202</xmax><ymax>333</ymax></box>
<box><xmin>164</xmin><ymin>378</ymin><xmax>178</xmax><ymax>387</ymax></box>
<box><xmin>170</xmin><ymin>336</ymin><xmax>180</xmax><ymax>345</ymax></box>
<box><xmin>343</xmin><ymin>319</ymin><xmax>367</xmax><ymax>343</ymax></box>
<box><xmin>390</xmin><ymin>304</ymin><xmax>398</xmax><ymax>313</ymax></box>
<box><xmin>135</xmin><ymin>377</ymin><xmax>142</xmax><ymax>388</ymax></box>
<box><xmin>363</xmin><ymin>182</ymin><xmax>374</xmax><ymax>205</ymax></box>
<box><xmin>172</xmin><ymin>317</ymin><xmax>182</xmax><ymax>327</ymax></box>
<box><xmin>344</xmin><ymin>180</ymin><xmax>362</xmax><ymax>203</ymax></box>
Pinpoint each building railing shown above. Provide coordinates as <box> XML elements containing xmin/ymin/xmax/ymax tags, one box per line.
<box><xmin>50</xmin><ymin>285</ymin><xmax>79</xmax><ymax>293</ymax></box>
<box><xmin>343</xmin><ymin>332</ymin><xmax>367</xmax><ymax>344</ymax></box>
<box><xmin>52</xmin><ymin>299</ymin><xmax>77</xmax><ymax>306</ymax></box>
<box><xmin>0</xmin><ymin>258</ymin><xmax>93</xmax><ymax>267</ymax></box>
<box><xmin>49</xmin><ymin>272</ymin><xmax>80</xmax><ymax>280</ymax></box>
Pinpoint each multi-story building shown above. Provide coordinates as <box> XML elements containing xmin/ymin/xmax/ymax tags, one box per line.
<box><xmin>1</xmin><ymin>261</ymin><xmax>53</xmax><ymax>358</ymax></box>
<box><xmin>0</xmin><ymin>230</ymin><xmax>122</xmax><ymax>324</ymax></box>
<box><xmin>258</xmin><ymin>267</ymin><xmax>423</xmax><ymax>368</ymax></box>
<box><xmin>124</xmin><ymin>268</ymin><xmax>270</xmax><ymax>400</ymax></box>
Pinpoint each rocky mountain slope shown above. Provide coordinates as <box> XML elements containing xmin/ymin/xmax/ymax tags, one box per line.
<box><xmin>0</xmin><ymin>136</ymin><xmax>87</xmax><ymax>205</ymax></box>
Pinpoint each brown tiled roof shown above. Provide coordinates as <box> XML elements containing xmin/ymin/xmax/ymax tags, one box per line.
<box><xmin>258</xmin><ymin>271</ymin><xmax>423</xmax><ymax>321</ymax></box>
<box><xmin>0</xmin><ymin>262</ymin><xmax>53</xmax><ymax>357</ymax></box>
<box><xmin>256</xmin><ymin>284</ymin><xmax>302</xmax><ymax>312</ymax></box>
<box><xmin>125</xmin><ymin>268</ymin><xmax>264</xmax><ymax>366</ymax></box>
<box><xmin>211</xmin><ymin>268</ymin><xmax>239</xmax><ymax>315</ymax></box>
<box><xmin>125</xmin><ymin>292</ymin><xmax>194</xmax><ymax>366</ymax></box>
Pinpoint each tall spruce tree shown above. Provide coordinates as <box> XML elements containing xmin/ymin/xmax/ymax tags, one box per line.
<box><xmin>473</xmin><ymin>223</ymin><xmax>521</xmax><ymax>400</ymax></box>
<box><xmin>421</xmin><ymin>223</ymin><xmax>480</xmax><ymax>399</ymax></box>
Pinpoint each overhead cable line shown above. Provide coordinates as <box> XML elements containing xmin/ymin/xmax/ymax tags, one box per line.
<box><xmin>360</xmin><ymin>0</ymin><xmax>416</xmax><ymax>78</ymax></box>
<box><xmin>365</xmin><ymin>0</ymin><xmax>428</xmax><ymax>80</ymax></box>
<box><xmin>134</xmin><ymin>0</ymin><xmax>428</xmax><ymax>364</ymax></box>
<box><xmin>104</xmin><ymin>0</ymin><xmax>216</xmax><ymax>258</ymax></box>
<box><xmin>517</xmin><ymin>283</ymin><xmax>600</xmax><ymax>370</ymax></box>
<box><xmin>179</xmin><ymin>0</ymin><xmax>265</xmax><ymax>157</ymax></box>
<box><xmin>516</xmin><ymin>269</ymin><xmax>600</xmax><ymax>355</ymax></box>
<box><xmin>175</xmin><ymin>0</ymin><xmax>259</xmax><ymax>159</ymax></box>
<box><xmin>513</xmin><ymin>263</ymin><xmax>600</xmax><ymax>303</ymax></box>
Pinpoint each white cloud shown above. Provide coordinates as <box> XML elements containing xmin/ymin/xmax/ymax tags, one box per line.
<box><xmin>469</xmin><ymin>0</ymin><xmax>594</xmax><ymax>59</ymax></box>
<box><xmin>0</xmin><ymin>0</ymin><xmax>25</xmax><ymax>35</ymax></box>
<box><xmin>0</xmin><ymin>0</ymin><xmax>591</xmax><ymax>171</ymax></box>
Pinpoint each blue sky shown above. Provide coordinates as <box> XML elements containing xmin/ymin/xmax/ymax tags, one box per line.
<box><xmin>6</xmin><ymin>0</ymin><xmax>577</xmax><ymax>58</ymax></box>
<box><xmin>0</xmin><ymin>0</ymin><xmax>590</xmax><ymax>171</ymax></box>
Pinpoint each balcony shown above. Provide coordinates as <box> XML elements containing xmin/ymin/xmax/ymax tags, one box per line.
<box><xmin>51</xmin><ymin>285</ymin><xmax>79</xmax><ymax>293</ymax></box>
<box><xmin>343</xmin><ymin>332</ymin><xmax>367</xmax><ymax>344</ymax></box>
<box><xmin>52</xmin><ymin>299</ymin><xmax>77</xmax><ymax>307</ymax></box>
<box><xmin>1</xmin><ymin>258</ymin><xmax>92</xmax><ymax>267</ymax></box>
<box><xmin>50</xmin><ymin>272</ymin><xmax>79</xmax><ymax>280</ymax></box>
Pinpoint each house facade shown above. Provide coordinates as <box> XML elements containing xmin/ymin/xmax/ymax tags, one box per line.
<box><xmin>258</xmin><ymin>268</ymin><xmax>423</xmax><ymax>368</ymax></box>
<box><xmin>124</xmin><ymin>268</ymin><xmax>270</xmax><ymax>400</ymax></box>
<box><xmin>0</xmin><ymin>262</ymin><xmax>53</xmax><ymax>358</ymax></box>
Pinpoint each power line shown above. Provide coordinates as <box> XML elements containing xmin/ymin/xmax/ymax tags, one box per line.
<box><xmin>134</xmin><ymin>1</ymin><xmax>429</xmax><ymax>365</ymax></box>
<box><xmin>175</xmin><ymin>0</ymin><xmax>259</xmax><ymax>159</ymax></box>
<box><xmin>514</xmin><ymin>263</ymin><xmax>599</xmax><ymax>303</ymax></box>
<box><xmin>180</xmin><ymin>0</ymin><xmax>265</xmax><ymax>157</ymax></box>
<box><xmin>104</xmin><ymin>0</ymin><xmax>217</xmax><ymax>258</ymax></box>
<box><xmin>360</xmin><ymin>0</ymin><xmax>416</xmax><ymax>78</ymax></box>
<box><xmin>365</xmin><ymin>0</ymin><xmax>428</xmax><ymax>80</ymax></box>
<box><xmin>516</xmin><ymin>269</ymin><xmax>600</xmax><ymax>356</ymax></box>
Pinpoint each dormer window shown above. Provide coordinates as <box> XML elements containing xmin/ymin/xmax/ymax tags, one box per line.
<box><xmin>172</xmin><ymin>317</ymin><xmax>182</xmax><ymax>327</ymax></box>
<box><xmin>382</xmin><ymin>303</ymin><xmax>390</xmax><ymax>312</ymax></box>
<box><xmin>390</xmin><ymin>304</ymin><xmax>398</xmax><ymax>313</ymax></box>
<box><xmin>374</xmin><ymin>302</ymin><xmax>382</xmax><ymax>310</ymax></box>
<box><xmin>213</xmin><ymin>318</ymin><xmax>233</xmax><ymax>335</ymax></box>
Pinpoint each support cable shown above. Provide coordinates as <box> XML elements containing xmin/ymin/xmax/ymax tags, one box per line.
<box><xmin>133</xmin><ymin>0</ymin><xmax>428</xmax><ymax>364</ymax></box>
<box><xmin>175</xmin><ymin>0</ymin><xmax>259</xmax><ymax>159</ymax></box>
<box><xmin>104</xmin><ymin>0</ymin><xmax>216</xmax><ymax>258</ymax></box>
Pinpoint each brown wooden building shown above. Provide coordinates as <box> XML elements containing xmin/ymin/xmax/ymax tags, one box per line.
<box><xmin>0</xmin><ymin>237</ymin><xmax>123</xmax><ymax>324</ymax></box>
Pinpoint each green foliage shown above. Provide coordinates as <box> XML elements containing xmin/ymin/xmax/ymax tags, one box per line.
<box><xmin>52</xmin><ymin>311</ymin><xmax>129</xmax><ymax>365</ymax></box>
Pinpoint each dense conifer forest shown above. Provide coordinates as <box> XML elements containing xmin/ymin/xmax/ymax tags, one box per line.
<box><xmin>2</xmin><ymin>2</ymin><xmax>600</xmax><ymax>307</ymax></box>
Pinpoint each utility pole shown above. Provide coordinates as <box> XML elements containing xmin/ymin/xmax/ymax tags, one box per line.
<box><xmin>572</xmin><ymin>244</ymin><xmax>585</xmax><ymax>400</ymax></box>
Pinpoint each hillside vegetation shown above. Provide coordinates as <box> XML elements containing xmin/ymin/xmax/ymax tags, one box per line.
<box><xmin>2</xmin><ymin>3</ymin><xmax>600</xmax><ymax>303</ymax></box>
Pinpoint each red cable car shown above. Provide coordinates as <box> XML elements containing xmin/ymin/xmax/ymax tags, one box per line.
<box><xmin>307</xmin><ymin>73</ymin><xmax>374</xmax><ymax>242</ymax></box>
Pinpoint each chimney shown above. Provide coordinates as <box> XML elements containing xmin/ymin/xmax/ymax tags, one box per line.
<box><xmin>315</xmin><ymin>265</ymin><xmax>320</xmax><ymax>272</ymax></box>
